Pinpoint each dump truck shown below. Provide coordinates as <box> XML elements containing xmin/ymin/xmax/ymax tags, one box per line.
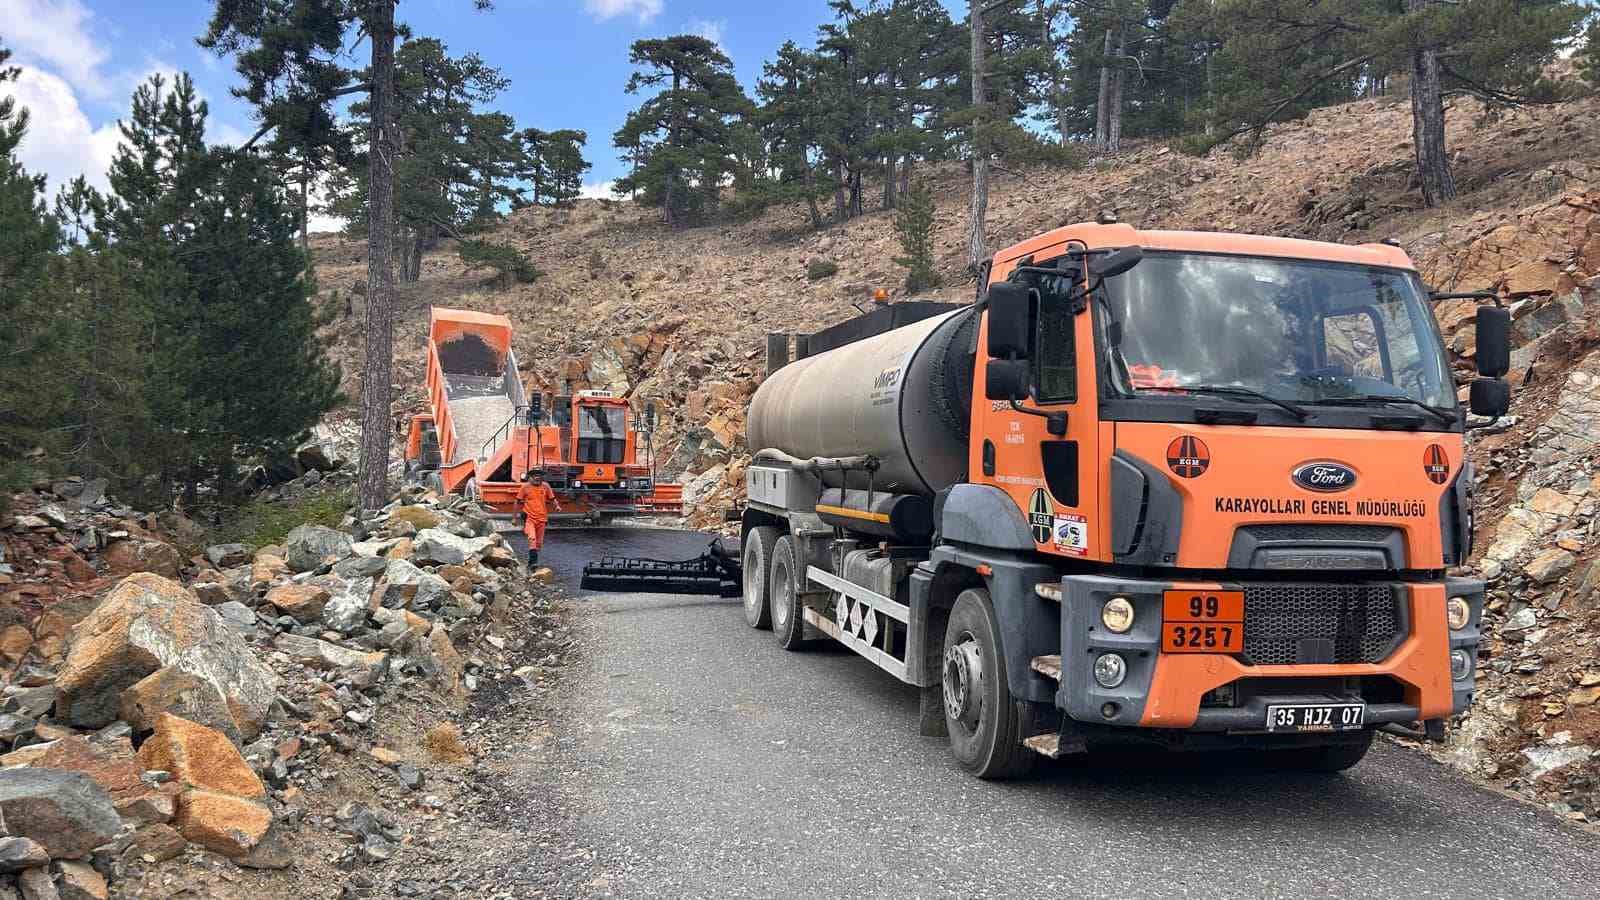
<box><xmin>404</xmin><ymin>307</ymin><xmax>681</xmax><ymax>520</ymax></box>
<box><xmin>731</xmin><ymin>222</ymin><xmax>1510</xmax><ymax>778</ymax></box>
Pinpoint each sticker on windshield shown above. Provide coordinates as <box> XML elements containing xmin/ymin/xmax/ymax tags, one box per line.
<box><xmin>1423</xmin><ymin>444</ymin><xmax>1450</xmax><ymax>485</ymax></box>
<box><xmin>1054</xmin><ymin>514</ymin><xmax>1089</xmax><ymax>556</ymax></box>
<box><xmin>1166</xmin><ymin>436</ymin><xmax>1210</xmax><ymax>479</ymax></box>
<box><xmin>1028</xmin><ymin>489</ymin><xmax>1054</xmax><ymax>544</ymax></box>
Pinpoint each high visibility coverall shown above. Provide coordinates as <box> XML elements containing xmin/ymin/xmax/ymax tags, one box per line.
<box><xmin>518</xmin><ymin>481</ymin><xmax>557</xmax><ymax>559</ymax></box>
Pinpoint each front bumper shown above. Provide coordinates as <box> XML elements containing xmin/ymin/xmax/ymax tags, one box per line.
<box><xmin>1055</xmin><ymin>574</ymin><xmax>1484</xmax><ymax>731</ymax></box>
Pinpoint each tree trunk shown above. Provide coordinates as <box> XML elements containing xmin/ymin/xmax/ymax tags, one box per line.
<box><xmin>358</xmin><ymin>0</ymin><xmax>398</xmax><ymax>515</ymax></box>
<box><xmin>1039</xmin><ymin>1</ymin><xmax>1069</xmax><ymax>143</ymax></box>
<box><xmin>850</xmin><ymin>169</ymin><xmax>863</xmax><ymax>218</ymax></box>
<box><xmin>1107</xmin><ymin>29</ymin><xmax>1125</xmax><ymax>153</ymax></box>
<box><xmin>1094</xmin><ymin>28</ymin><xmax>1113</xmax><ymax>151</ymax></box>
<box><xmin>966</xmin><ymin>0</ymin><xmax>992</xmax><ymax>269</ymax></box>
<box><xmin>299</xmin><ymin>173</ymin><xmax>309</xmax><ymax>253</ymax></box>
<box><xmin>802</xmin><ymin>164</ymin><xmax>823</xmax><ymax>231</ymax></box>
<box><xmin>1407</xmin><ymin>0</ymin><xmax>1456</xmax><ymax>207</ymax></box>
<box><xmin>899</xmin><ymin>154</ymin><xmax>911</xmax><ymax>198</ymax></box>
<box><xmin>883</xmin><ymin>155</ymin><xmax>897</xmax><ymax>210</ymax></box>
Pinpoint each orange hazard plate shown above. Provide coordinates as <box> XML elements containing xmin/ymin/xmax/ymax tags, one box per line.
<box><xmin>1161</xmin><ymin>589</ymin><xmax>1244</xmax><ymax>654</ymax></box>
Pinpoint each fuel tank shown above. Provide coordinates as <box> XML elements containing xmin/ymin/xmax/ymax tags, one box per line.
<box><xmin>747</xmin><ymin>307</ymin><xmax>977</xmax><ymax>495</ymax></box>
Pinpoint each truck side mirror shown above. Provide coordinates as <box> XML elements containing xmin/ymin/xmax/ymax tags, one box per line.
<box><xmin>644</xmin><ymin>401</ymin><xmax>658</xmax><ymax>432</ymax></box>
<box><xmin>528</xmin><ymin>393</ymin><xmax>544</xmax><ymax>424</ymax></box>
<box><xmin>1470</xmin><ymin>377</ymin><xmax>1510</xmax><ymax>419</ymax></box>
<box><xmin>985</xmin><ymin>358</ymin><xmax>1030</xmax><ymax>402</ymax></box>
<box><xmin>1090</xmin><ymin>245</ymin><xmax>1143</xmax><ymax>279</ymax></box>
<box><xmin>986</xmin><ymin>282</ymin><xmax>1033</xmax><ymax>359</ymax></box>
<box><xmin>1474</xmin><ymin>305</ymin><xmax>1510</xmax><ymax>377</ymax></box>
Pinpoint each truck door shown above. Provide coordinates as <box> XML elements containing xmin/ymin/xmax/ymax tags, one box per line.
<box><xmin>972</xmin><ymin>250</ymin><xmax>1103</xmax><ymax>562</ymax></box>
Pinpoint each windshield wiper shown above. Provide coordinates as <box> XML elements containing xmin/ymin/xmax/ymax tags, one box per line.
<box><xmin>1310</xmin><ymin>395</ymin><xmax>1456</xmax><ymax>426</ymax></box>
<box><xmin>1150</xmin><ymin>384</ymin><xmax>1310</xmax><ymax>421</ymax></box>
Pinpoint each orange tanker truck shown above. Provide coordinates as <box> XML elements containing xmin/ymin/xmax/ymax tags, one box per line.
<box><xmin>728</xmin><ymin>222</ymin><xmax>1510</xmax><ymax>778</ymax></box>
<box><xmin>404</xmin><ymin>307</ymin><xmax>681</xmax><ymax>521</ymax></box>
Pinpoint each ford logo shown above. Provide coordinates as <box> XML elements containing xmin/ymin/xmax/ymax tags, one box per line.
<box><xmin>1293</xmin><ymin>461</ymin><xmax>1357</xmax><ymax>492</ymax></box>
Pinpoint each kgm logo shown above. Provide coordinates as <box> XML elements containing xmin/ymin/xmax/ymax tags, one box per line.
<box><xmin>1292</xmin><ymin>461</ymin><xmax>1358</xmax><ymax>492</ymax></box>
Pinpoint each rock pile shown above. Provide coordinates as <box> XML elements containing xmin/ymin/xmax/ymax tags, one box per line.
<box><xmin>0</xmin><ymin>478</ymin><xmax>540</xmax><ymax>895</ymax></box>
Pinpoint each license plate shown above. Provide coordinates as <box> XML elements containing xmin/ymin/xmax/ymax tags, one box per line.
<box><xmin>1162</xmin><ymin>622</ymin><xmax>1244</xmax><ymax>654</ymax></box>
<box><xmin>1162</xmin><ymin>589</ymin><xmax>1244</xmax><ymax>622</ymax></box>
<box><xmin>1266</xmin><ymin>703</ymin><xmax>1366</xmax><ymax>733</ymax></box>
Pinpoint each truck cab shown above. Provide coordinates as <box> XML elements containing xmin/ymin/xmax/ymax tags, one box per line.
<box><xmin>739</xmin><ymin>223</ymin><xmax>1512</xmax><ymax>778</ymax></box>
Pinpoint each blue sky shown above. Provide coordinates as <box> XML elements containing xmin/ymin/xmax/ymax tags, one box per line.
<box><xmin>0</xmin><ymin>0</ymin><xmax>962</xmax><ymax>227</ymax></box>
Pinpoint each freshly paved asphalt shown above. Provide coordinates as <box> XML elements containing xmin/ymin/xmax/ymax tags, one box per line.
<box><xmin>511</xmin><ymin>527</ymin><xmax>1599</xmax><ymax>899</ymax></box>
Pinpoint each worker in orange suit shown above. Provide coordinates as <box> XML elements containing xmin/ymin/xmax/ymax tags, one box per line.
<box><xmin>516</xmin><ymin>471</ymin><xmax>560</xmax><ymax>567</ymax></box>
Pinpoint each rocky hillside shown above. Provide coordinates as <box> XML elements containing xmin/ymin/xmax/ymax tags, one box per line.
<box><xmin>309</xmin><ymin>84</ymin><xmax>1600</xmax><ymax>817</ymax></box>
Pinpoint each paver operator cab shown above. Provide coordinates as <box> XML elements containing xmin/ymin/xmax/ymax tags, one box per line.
<box><xmin>740</xmin><ymin>222</ymin><xmax>1512</xmax><ymax>778</ymax></box>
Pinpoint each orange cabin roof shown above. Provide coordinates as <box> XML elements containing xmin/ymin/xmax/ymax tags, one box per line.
<box><xmin>994</xmin><ymin>223</ymin><xmax>1416</xmax><ymax>271</ymax></box>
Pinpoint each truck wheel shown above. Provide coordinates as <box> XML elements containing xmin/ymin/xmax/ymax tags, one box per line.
<box><xmin>942</xmin><ymin>587</ymin><xmax>1038</xmax><ymax>779</ymax></box>
<box><xmin>741</xmin><ymin>526</ymin><xmax>779</xmax><ymax>629</ymax></box>
<box><xmin>770</xmin><ymin>535</ymin><xmax>808</xmax><ymax>651</ymax></box>
<box><xmin>1264</xmin><ymin>730</ymin><xmax>1374</xmax><ymax>773</ymax></box>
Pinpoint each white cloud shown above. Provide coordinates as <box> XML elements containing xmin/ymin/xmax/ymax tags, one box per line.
<box><xmin>0</xmin><ymin>0</ymin><xmax>111</xmax><ymax>98</ymax></box>
<box><xmin>684</xmin><ymin>18</ymin><xmax>725</xmax><ymax>44</ymax></box>
<box><xmin>2</xmin><ymin>66</ymin><xmax>121</xmax><ymax>196</ymax></box>
<box><xmin>579</xmin><ymin>180</ymin><xmax>621</xmax><ymax>200</ymax></box>
<box><xmin>584</xmin><ymin>0</ymin><xmax>663</xmax><ymax>24</ymax></box>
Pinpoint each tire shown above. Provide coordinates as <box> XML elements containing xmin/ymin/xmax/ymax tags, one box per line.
<box><xmin>1263</xmin><ymin>730</ymin><xmax>1374</xmax><ymax>773</ymax></box>
<box><xmin>770</xmin><ymin>535</ymin><xmax>808</xmax><ymax>650</ymax></box>
<box><xmin>942</xmin><ymin>587</ymin><xmax>1038</xmax><ymax>779</ymax></box>
<box><xmin>741</xmin><ymin>526</ymin><xmax>779</xmax><ymax>629</ymax></box>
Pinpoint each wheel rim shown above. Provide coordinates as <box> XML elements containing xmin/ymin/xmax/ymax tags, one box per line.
<box><xmin>742</xmin><ymin>545</ymin><xmax>762</xmax><ymax>616</ymax></box>
<box><xmin>943</xmin><ymin>631</ymin><xmax>985</xmax><ymax>733</ymax></box>
<box><xmin>772</xmin><ymin>560</ymin><xmax>791</xmax><ymax>630</ymax></box>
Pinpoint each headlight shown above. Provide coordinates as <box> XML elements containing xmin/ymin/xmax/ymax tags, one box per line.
<box><xmin>1450</xmin><ymin>649</ymin><xmax>1472</xmax><ymax>681</ymax></box>
<box><xmin>1101</xmin><ymin>597</ymin><xmax>1135</xmax><ymax>633</ymax></box>
<box><xmin>1446</xmin><ymin>597</ymin><xmax>1471</xmax><ymax>631</ymax></box>
<box><xmin>1093</xmin><ymin>653</ymin><xmax>1127</xmax><ymax>688</ymax></box>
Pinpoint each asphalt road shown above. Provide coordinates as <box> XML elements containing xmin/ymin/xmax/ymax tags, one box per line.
<box><xmin>510</xmin><ymin>527</ymin><xmax>1600</xmax><ymax>899</ymax></box>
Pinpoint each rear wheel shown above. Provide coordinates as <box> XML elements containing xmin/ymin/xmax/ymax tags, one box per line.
<box><xmin>1263</xmin><ymin>730</ymin><xmax>1374</xmax><ymax>773</ymax></box>
<box><xmin>942</xmin><ymin>587</ymin><xmax>1038</xmax><ymax>779</ymax></box>
<box><xmin>741</xmin><ymin>526</ymin><xmax>779</xmax><ymax>629</ymax></box>
<box><xmin>770</xmin><ymin>536</ymin><xmax>808</xmax><ymax>650</ymax></box>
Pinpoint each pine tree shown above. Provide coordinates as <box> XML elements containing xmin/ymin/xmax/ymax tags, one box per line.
<box><xmin>0</xmin><ymin>43</ymin><xmax>71</xmax><ymax>479</ymax></box>
<box><xmin>894</xmin><ymin>179</ymin><xmax>941</xmax><ymax>292</ymax></box>
<box><xmin>614</xmin><ymin>35</ymin><xmax>756</xmax><ymax>228</ymax></box>
<box><xmin>202</xmin><ymin>0</ymin><xmax>496</xmax><ymax>512</ymax></box>
<box><xmin>519</xmin><ymin>128</ymin><xmax>592</xmax><ymax>206</ymax></box>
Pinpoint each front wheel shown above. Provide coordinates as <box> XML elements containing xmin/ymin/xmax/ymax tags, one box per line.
<box><xmin>741</xmin><ymin>526</ymin><xmax>779</xmax><ymax>629</ymax></box>
<box><xmin>769</xmin><ymin>535</ymin><xmax>808</xmax><ymax>651</ymax></box>
<box><xmin>1262</xmin><ymin>730</ymin><xmax>1374</xmax><ymax>773</ymax></box>
<box><xmin>942</xmin><ymin>587</ymin><xmax>1038</xmax><ymax>779</ymax></box>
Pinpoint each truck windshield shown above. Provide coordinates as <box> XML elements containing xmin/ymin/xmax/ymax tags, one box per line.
<box><xmin>579</xmin><ymin>406</ymin><xmax>626</xmax><ymax>437</ymax></box>
<box><xmin>1100</xmin><ymin>252</ymin><xmax>1456</xmax><ymax>412</ymax></box>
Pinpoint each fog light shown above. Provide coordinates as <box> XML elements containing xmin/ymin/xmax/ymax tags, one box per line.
<box><xmin>1450</xmin><ymin>649</ymin><xmax>1472</xmax><ymax>681</ymax></box>
<box><xmin>1447</xmin><ymin>597</ymin><xmax>1471</xmax><ymax>631</ymax></box>
<box><xmin>1093</xmin><ymin>653</ymin><xmax>1127</xmax><ymax>688</ymax></box>
<box><xmin>1101</xmin><ymin>597</ymin><xmax>1135</xmax><ymax>633</ymax></box>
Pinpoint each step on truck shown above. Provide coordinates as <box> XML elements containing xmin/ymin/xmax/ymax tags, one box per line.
<box><xmin>404</xmin><ymin>307</ymin><xmax>682</xmax><ymax>521</ymax></box>
<box><xmin>739</xmin><ymin>223</ymin><xmax>1512</xmax><ymax>778</ymax></box>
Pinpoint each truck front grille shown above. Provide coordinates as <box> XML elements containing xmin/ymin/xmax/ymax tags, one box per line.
<box><xmin>1241</xmin><ymin>583</ymin><xmax>1404</xmax><ymax>666</ymax></box>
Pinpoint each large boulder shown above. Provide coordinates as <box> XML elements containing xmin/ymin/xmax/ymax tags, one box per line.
<box><xmin>411</xmin><ymin>529</ymin><xmax>492</xmax><ymax>567</ymax></box>
<box><xmin>203</xmin><ymin>544</ymin><xmax>250</xmax><ymax>569</ymax></box>
<box><xmin>0</xmin><ymin>769</ymin><xmax>120</xmax><ymax>858</ymax></box>
<box><xmin>54</xmin><ymin>574</ymin><xmax>280</xmax><ymax>737</ymax></box>
<box><xmin>378</xmin><ymin>560</ymin><xmax>451</xmax><ymax>611</ymax></box>
<box><xmin>102</xmin><ymin>539</ymin><xmax>182</xmax><ymax>579</ymax></box>
<box><xmin>173</xmin><ymin>789</ymin><xmax>273</xmax><ymax>860</ymax></box>
<box><xmin>119</xmin><ymin>667</ymin><xmax>242</xmax><ymax>744</ymax></box>
<box><xmin>321</xmin><ymin>578</ymin><xmax>374</xmax><ymax>634</ymax></box>
<box><xmin>263</xmin><ymin>583</ymin><xmax>331</xmax><ymax>623</ymax></box>
<box><xmin>136</xmin><ymin>714</ymin><xmax>263</xmax><ymax>798</ymax></box>
<box><xmin>31</xmin><ymin>736</ymin><xmax>178</xmax><ymax>825</ymax></box>
<box><xmin>274</xmin><ymin>635</ymin><xmax>388</xmax><ymax>683</ymax></box>
<box><xmin>284</xmin><ymin>525</ymin><xmax>353</xmax><ymax>573</ymax></box>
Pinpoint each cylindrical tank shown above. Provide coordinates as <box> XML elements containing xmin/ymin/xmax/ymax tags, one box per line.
<box><xmin>747</xmin><ymin>307</ymin><xmax>976</xmax><ymax>496</ymax></box>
